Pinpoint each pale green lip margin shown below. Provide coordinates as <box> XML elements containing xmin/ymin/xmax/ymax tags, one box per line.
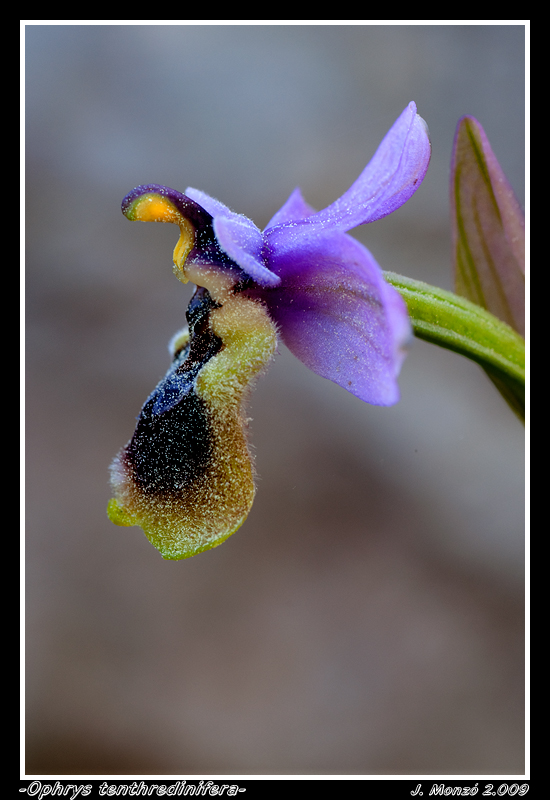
<box><xmin>162</xmin><ymin>513</ymin><xmax>250</xmax><ymax>560</ymax></box>
<box><xmin>107</xmin><ymin>498</ymin><xmax>250</xmax><ymax>560</ymax></box>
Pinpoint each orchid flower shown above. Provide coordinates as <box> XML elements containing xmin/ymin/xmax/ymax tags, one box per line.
<box><xmin>108</xmin><ymin>102</ymin><xmax>431</xmax><ymax>559</ymax></box>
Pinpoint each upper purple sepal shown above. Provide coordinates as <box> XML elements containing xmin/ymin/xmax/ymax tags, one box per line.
<box><xmin>304</xmin><ymin>102</ymin><xmax>430</xmax><ymax>231</ymax></box>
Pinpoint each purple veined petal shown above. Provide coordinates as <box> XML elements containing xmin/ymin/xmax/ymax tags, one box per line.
<box><xmin>213</xmin><ymin>215</ymin><xmax>281</xmax><ymax>287</ymax></box>
<box><xmin>255</xmin><ymin>224</ymin><xmax>411</xmax><ymax>406</ymax></box>
<box><xmin>308</xmin><ymin>102</ymin><xmax>431</xmax><ymax>232</ymax></box>
<box><xmin>184</xmin><ymin>186</ymin><xmax>234</xmax><ymax>218</ymax></box>
<box><xmin>265</xmin><ymin>187</ymin><xmax>317</xmax><ymax>229</ymax></box>
<box><xmin>186</xmin><ymin>186</ymin><xmax>281</xmax><ymax>287</ymax></box>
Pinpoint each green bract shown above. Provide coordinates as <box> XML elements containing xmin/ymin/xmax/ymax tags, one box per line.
<box><xmin>449</xmin><ymin>116</ymin><xmax>525</xmax><ymax>420</ymax></box>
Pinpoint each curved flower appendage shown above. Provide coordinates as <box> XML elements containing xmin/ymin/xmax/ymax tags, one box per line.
<box><xmin>108</xmin><ymin>102</ymin><xmax>431</xmax><ymax>559</ymax></box>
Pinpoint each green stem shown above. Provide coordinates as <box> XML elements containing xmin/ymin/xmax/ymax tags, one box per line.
<box><xmin>383</xmin><ymin>271</ymin><xmax>525</xmax><ymax>421</ymax></box>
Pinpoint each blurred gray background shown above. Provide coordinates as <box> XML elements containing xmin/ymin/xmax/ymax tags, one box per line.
<box><xmin>25</xmin><ymin>24</ymin><xmax>526</xmax><ymax>776</ymax></box>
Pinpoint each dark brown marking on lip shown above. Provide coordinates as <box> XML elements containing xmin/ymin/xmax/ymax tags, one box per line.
<box><xmin>123</xmin><ymin>288</ymin><xmax>223</xmax><ymax>495</ymax></box>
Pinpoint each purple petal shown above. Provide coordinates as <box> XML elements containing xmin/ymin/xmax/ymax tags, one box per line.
<box><xmin>213</xmin><ymin>215</ymin><xmax>281</xmax><ymax>287</ymax></box>
<box><xmin>265</xmin><ymin>187</ymin><xmax>316</xmax><ymax>229</ymax></box>
<box><xmin>308</xmin><ymin>102</ymin><xmax>431</xmax><ymax>231</ymax></box>
<box><xmin>186</xmin><ymin>186</ymin><xmax>280</xmax><ymax>287</ymax></box>
<box><xmin>184</xmin><ymin>186</ymin><xmax>234</xmax><ymax>219</ymax></box>
<box><xmin>254</xmin><ymin>225</ymin><xmax>411</xmax><ymax>405</ymax></box>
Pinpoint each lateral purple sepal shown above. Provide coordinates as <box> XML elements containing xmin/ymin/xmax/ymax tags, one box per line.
<box><xmin>265</xmin><ymin>187</ymin><xmax>317</xmax><ymax>229</ymax></box>
<box><xmin>253</xmin><ymin>224</ymin><xmax>411</xmax><ymax>405</ymax></box>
